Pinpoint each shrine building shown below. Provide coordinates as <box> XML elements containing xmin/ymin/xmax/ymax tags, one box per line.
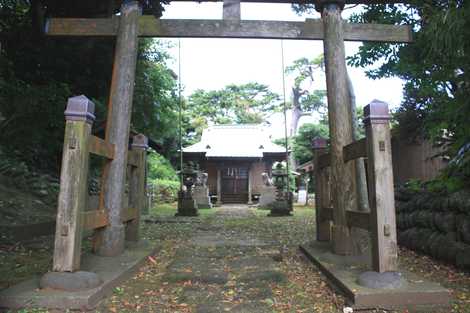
<box><xmin>183</xmin><ymin>124</ymin><xmax>286</xmax><ymax>204</ymax></box>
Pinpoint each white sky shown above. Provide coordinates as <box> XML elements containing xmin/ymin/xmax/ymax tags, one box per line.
<box><xmin>160</xmin><ymin>3</ymin><xmax>404</xmax><ymax>139</ymax></box>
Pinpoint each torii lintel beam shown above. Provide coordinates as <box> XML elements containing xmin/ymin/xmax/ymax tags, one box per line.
<box><xmin>46</xmin><ymin>17</ymin><xmax>413</xmax><ymax>43</ymax></box>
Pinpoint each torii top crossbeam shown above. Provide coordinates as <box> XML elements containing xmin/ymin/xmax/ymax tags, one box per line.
<box><xmin>46</xmin><ymin>0</ymin><xmax>412</xmax><ymax>43</ymax></box>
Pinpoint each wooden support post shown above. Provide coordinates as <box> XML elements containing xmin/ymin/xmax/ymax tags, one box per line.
<box><xmin>364</xmin><ymin>100</ymin><xmax>398</xmax><ymax>273</ymax></box>
<box><xmin>223</xmin><ymin>0</ymin><xmax>241</xmax><ymax>21</ymax></box>
<box><xmin>312</xmin><ymin>137</ymin><xmax>331</xmax><ymax>242</ymax></box>
<box><xmin>95</xmin><ymin>1</ymin><xmax>141</xmax><ymax>256</ymax></box>
<box><xmin>319</xmin><ymin>1</ymin><xmax>355</xmax><ymax>255</ymax></box>
<box><xmin>53</xmin><ymin>95</ymin><xmax>95</xmax><ymax>272</ymax></box>
<box><xmin>216</xmin><ymin>168</ymin><xmax>222</xmax><ymax>205</ymax></box>
<box><xmin>126</xmin><ymin>134</ymin><xmax>148</xmax><ymax>242</ymax></box>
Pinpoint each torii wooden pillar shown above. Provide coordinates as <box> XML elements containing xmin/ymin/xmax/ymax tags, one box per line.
<box><xmin>316</xmin><ymin>0</ymin><xmax>355</xmax><ymax>255</ymax></box>
<box><xmin>94</xmin><ymin>1</ymin><xmax>142</xmax><ymax>256</ymax></box>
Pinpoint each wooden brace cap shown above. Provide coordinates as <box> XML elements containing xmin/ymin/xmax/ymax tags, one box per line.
<box><xmin>132</xmin><ymin>134</ymin><xmax>149</xmax><ymax>150</ymax></box>
<box><xmin>64</xmin><ymin>95</ymin><xmax>95</xmax><ymax>124</ymax></box>
<box><xmin>314</xmin><ymin>0</ymin><xmax>346</xmax><ymax>12</ymax></box>
<box><xmin>364</xmin><ymin>99</ymin><xmax>391</xmax><ymax>125</ymax></box>
<box><xmin>312</xmin><ymin>137</ymin><xmax>328</xmax><ymax>150</ymax></box>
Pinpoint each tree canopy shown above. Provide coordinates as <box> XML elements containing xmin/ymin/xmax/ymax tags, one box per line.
<box><xmin>0</xmin><ymin>1</ymin><xmax>179</xmax><ymax>170</ymax></box>
<box><xmin>185</xmin><ymin>83</ymin><xmax>280</xmax><ymax>140</ymax></box>
<box><xmin>293</xmin><ymin>2</ymin><xmax>470</xmax><ymax>187</ymax></box>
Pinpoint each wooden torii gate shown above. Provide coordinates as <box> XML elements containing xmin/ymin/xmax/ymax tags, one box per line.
<box><xmin>46</xmin><ymin>0</ymin><xmax>412</xmax><ymax>272</ymax></box>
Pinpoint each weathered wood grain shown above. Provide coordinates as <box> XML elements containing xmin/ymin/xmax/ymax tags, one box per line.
<box><xmin>122</xmin><ymin>207</ymin><xmax>138</xmax><ymax>223</ymax></box>
<box><xmin>126</xmin><ymin>135</ymin><xmax>148</xmax><ymax>241</ymax></box>
<box><xmin>223</xmin><ymin>0</ymin><xmax>241</xmax><ymax>21</ymax></box>
<box><xmin>89</xmin><ymin>135</ymin><xmax>115</xmax><ymax>159</ymax></box>
<box><xmin>318</xmin><ymin>208</ymin><xmax>370</xmax><ymax>231</ymax></box>
<box><xmin>364</xmin><ymin>100</ymin><xmax>398</xmax><ymax>273</ymax></box>
<box><xmin>46</xmin><ymin>17</ymin><xmax>413</xmax><ymax>43</ymax></box>
<box><xmin>94</xmin><ymin>2</ymin><xmax>141</xmax><ymax>257</ymax></box>
<box><xmin>53</xmin><ymin>111</ymin><xmax>93</xmax><ymax>272</ymax></box>
<box><xmin>82</xmin><ymin>210</ymin><xmax>108</xmax><ymax>231</ymax></box>
<box><xmin>322</xmin><ymin>3</ymin><xmax>356</xmax><ymax>255</ymax></box>
<box><xmin>319</xmin><ymin>206</ymin><xmax>333</xmax><ymax>222</ymax></box>
<box><xmin>317</xmin><ymin>153</ymin><xmax>331</xmax><ymax>170</ymax></box>
<box><xmin>313</xmin><ymin>138</ymin><xmax>331</xmax><ymax>241</ymax></box>
<box><xmin>127</xmin><ymin>150</ymin><xmax>140</xmax><ymax>167</ymax></box>
<box><xmin>343</xmin><ymin>138</ymin><xmax>367</xmax><ymax>163</ymax></box>
<box><xmin>346</xmin><ymin>211</ymin><xmax>370</xmax><ymax>230</ymax></box>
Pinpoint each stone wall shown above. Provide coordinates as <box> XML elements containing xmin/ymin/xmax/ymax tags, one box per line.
<box><xmin>396</xmin><ymin>188</ymin><xmax>470</xmax><ymax>269</ymax></box>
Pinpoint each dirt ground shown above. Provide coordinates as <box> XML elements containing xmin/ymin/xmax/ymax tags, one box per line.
<box><xmin>1</xmin><ymin>203</ymin><xmax>470</xmax><ymax>313</ymax></box>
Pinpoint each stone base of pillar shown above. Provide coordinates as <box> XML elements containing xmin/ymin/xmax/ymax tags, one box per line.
<box><xmin>96</xmin><ymin>225</ymin><xmax>126</xmax><ymax>257</ymax></box>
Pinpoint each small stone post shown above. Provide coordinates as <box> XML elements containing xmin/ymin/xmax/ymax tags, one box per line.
<box><xmin>312</xmin><ymin>137</ymin><xmax>331</xmax><ymax>242</ymax></box>
<box><xmin>364</xmin><ymin>100</ymin><xmax>398</xmax><ymax>273</ymax></box>
<box><xmin>126</xmin><ymin>134</ymin><xmax>148</xmax><ymax>242</ymax></box>
<box><xmin>53</xmin><ymin>95</ymin><xmax>95</xmax><ymax>272</ymax></box>
<box><xmin>95</xmin><ymin>1</ymin><xmax>141</xmax><ymax>256</ymax></box>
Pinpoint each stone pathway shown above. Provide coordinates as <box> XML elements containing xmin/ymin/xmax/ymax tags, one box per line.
<box><xmin>162</xmin><ymin>205</ymin><xmax>287</xmax><ymax>313</ymax></box>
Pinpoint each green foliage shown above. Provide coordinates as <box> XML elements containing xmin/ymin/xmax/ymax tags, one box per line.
<box><xmin>345</xmin><ymin>2</ymin><xmax>470</xmax><ymax>187</ymax></box>
<box><xmin>132</xmin><ymin>39</ymin><xmax>180</xmax><ymax>160</ymax></box>
<box><xmin>147</xmin><ymin>152</ymin><xmax>178</xmax><ymax>181</ymax></box>
<box><xmin>285</xmin><ymin>56</ymin><xmax>326</xmax><ymax>113</ymax></box>
<box><xmin>0</xmin><ymin>2</ymin><xmax>179</xmax><ymax>172</ymax></box>
<box><xmin>147</xmin><ymin>152</ymin><xmax>179</xmax><ymax>203</ymax></box>
<box><xmin>292</xmin><ymin>123</ymin><xmax>329</xmax><ymax>165</ymax></box>
<box><xmin>186</xmin><ymin>83</ymin><xmax>280</xmax><ymax>140</ymax></box>
<box><xmin>151</xmin><ymin>179</ymin><xmax>180</xmax><ymax>203</ymax></box>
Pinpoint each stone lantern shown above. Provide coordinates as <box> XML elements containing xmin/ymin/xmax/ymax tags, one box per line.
<box><xmin>176</xmin><ymin>163</ymin><xmax>199</xmax><ymax>217</ymax></box>
<box><xmin>268</xmin><ymin>163</ymin><xmax>292</xmax><ymax>216</ymax></box>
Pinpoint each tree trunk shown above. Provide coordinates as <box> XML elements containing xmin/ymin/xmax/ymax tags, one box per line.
<box><xmin>289</xmin><ymin>87</ymin><xmax>304</xmax><ymax>171</ymax></box>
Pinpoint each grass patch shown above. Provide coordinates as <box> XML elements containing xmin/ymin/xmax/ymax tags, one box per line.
<box><xmin>150</xmin><ymin>202</ymin><xmax>178</xmax><ymax>217</ymax></box>
<box><xmin>150</xmin><ymin>202</ymin><xmax>218</xmax><ymax>218</ymax></box>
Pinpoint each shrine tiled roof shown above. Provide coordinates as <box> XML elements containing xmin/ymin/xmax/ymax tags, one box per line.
<box><xmin>183</xmin><ymin>124</ymin><xmax>286</xmax><ymax>158</ymax></box>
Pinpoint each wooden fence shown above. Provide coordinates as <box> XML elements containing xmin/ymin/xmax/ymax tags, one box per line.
<box><xmin>52</xmin><ymin>95</ymin><xmax>148</xmax><ymax>272</ymax></box>
<box><xmin>391</xmin><ymin>136</ymin><xmax>447</xmax><ymax>185</ymax></box>
<box><xmin>312</xmin><ymin>100</ymin><xmax>397</xmax><ymax>273</ymax></box>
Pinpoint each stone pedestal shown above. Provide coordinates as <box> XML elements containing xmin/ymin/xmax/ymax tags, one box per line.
<box><xmin>258</xmin><ymin>186</ymin><xmax>277</xmax><ymax>208</ymax></box>
<box><xmin>268</xmin><ymin>192</ymin><xmax>293</xmax><ymax>217</ymax></box>
<box><xmin>176</xmin><ymin>191</ymin><xmax>198</xmax><ymax>217</ymax></box>
<box><xmin>193</xmin><ymin>186</ymin><xmax>212</xmax><ymax>209</ymax></box>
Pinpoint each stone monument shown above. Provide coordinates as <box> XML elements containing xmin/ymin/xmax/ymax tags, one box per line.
<box><xmin>258</xmin><ymin>172</ymin><xmax>277</xmax><ymax>208</ymax></box>
<box><xmin>193</xmin><ymin>172</ymin><xmax>212</xmax><ymax>209</ymax></box>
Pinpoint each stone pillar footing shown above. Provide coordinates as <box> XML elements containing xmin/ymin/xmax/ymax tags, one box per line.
<box><xmin>97</xmin><ymin>225</ymin><xmax>126</xmax><ymax>257</ymax></box>
<box><xmin>40</xmin><ymin>271</ymin><xmax>102</xmax><ymax>292</ymax></box>
<box><xmin>357</xmin><ymin>271</ymin><xmax>406</xmax><ymax>289</ymax></box>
